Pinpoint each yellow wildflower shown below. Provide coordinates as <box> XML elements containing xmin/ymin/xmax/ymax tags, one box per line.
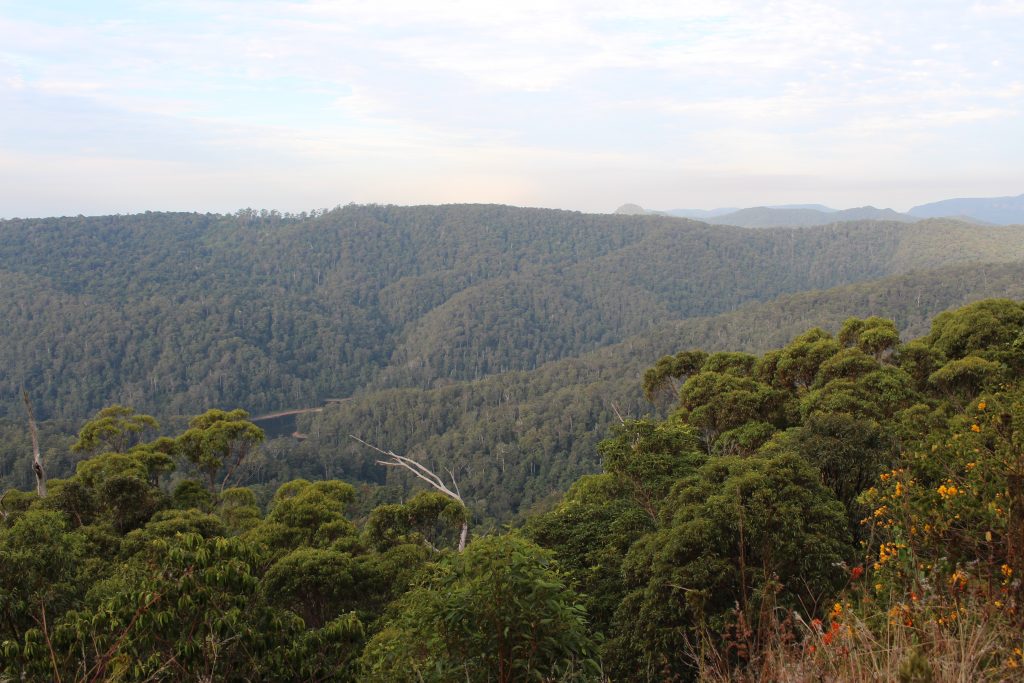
<box><xmin>978</xmin><ymin>401</ymin><xmax>986</xmax><ymax>411</ymax></box>
<box><xmin>971</xmin><ymin>424</ymin><xmax>981</xmax><ymax>432</ymax></box>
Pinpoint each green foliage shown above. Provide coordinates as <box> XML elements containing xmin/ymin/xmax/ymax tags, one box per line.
<box><xmin>64</xmin><ymin>452</ymin><xmax>166</xmax><ymax>532</ymax></box>
<box><xmin>679</xmin><ymin>370</ymin><xmax>783</xmax><ymax>449</ymax></box>
<box><xmin>929</xmin><ymin>355</ymin><xmax>1005</xmax><ymax>402</ymax></box>
<box><xmin>218</xmin><ymin>486</ymin><xmax>263</xmax><ymax>533</ymax></box>
<box><xmin>263</xmin><ymin>548</ymin><xmax>367</xmax><ymax>628</ymax></box>
<box><xmin>72</xmin><ymin>404</ymin><xmax>159</xmax><ymax>455</ymax></box>
<box><xmin>529</xmin><ymin>301</ymin><xmax>1024</xmax><ymax>679</ymax></box>
<box><xmin>527</xmin><ymin>473</ymin><xmax>655</xmax><ymax>632</ymax></box>
<box><xmin>174</xmin><ymin>408</ymin><xmax>264</xmax><ymax>492</ymax></box>
<box><xmin>773</xmin><ymin>328</ymin><xmax>842</xmax><ymax>389</ymax></box>
<box><xmin>770</xmin><ymin>411</ymin><xmax>889</xmax><ymax>514</ymax></box>
<box><xmin>172</xmin><ymin>478</ymin><xmax>213</xmax><ymax>510</ymax></box>
<box><xmin>0</xmin><ymin>411</ymin><xmax>420</xmax><ymax>681</ymax></box>
<box><xmin>53</xmin><ymin>533</ymin><xmax>285</xmax><ymax>681</ymax></box>
<box><xmin>245</xmin><ymin>479</ymin><xmax>361</xmax><ymax>557</ymax></box>
<box><xmin>0</xmin><ymin>510</ymin><xmax>85</xmax><ymax>646</ymax></box>
<box><xmin>862</xmin><ymin>387</ymin><xmax>1024</xmax><ymax>600</ymax></box>
<box><xmin>364</xmin><ymin>490</ymin><xmax>468</xmax><ymax>552</ymax></box>
<box><xmin>598</xmin><ymin>419</ymin><xmax>704</xmax><ymax>519</ymax></box>
<box><xmin>643</xmin><ymin>350</ymin><xmax>708</xmax><ymax>404</ymax></box>
<box><xmin>606</xmin><ymin>452</ymin><xmax>852</xmax><ymax>680</ymax></box>
<box><xmin>925</xmin><ymin>299</ymin><xmax>1024</xmax><ymax>363</ymax></box>
<box><xmin>120</xmin><ymin>508</ymin><xmax>229</xmax><ymax>557</ymax></box>
<box><xmin>897</xmin><ymin>340</ymin><xmax>946</xmax><ymax>390</ymax></box>
<box><xmin>360</xmin><ymin>534</ymin><xmax>599</xmax><ymax>683</ymax></box>
<box><xmin>839</xmin><ymin>315</ymin><xmax>901</xmax><ymax>358</ymax></box>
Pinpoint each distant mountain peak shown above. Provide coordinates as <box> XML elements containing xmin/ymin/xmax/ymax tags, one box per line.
<box><xmin>909</xmin><ymin>193</ymin><xmax>1024</xmax><ymax>226</ymax></box>
<box><xmin>614</xmin><ymin>203</ymin><xmax>651</xmax><ymax>215</ymax></box>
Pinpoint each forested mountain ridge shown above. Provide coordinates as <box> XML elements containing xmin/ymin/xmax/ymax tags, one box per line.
<box><xmin>289</xmin><ymin>259</ymin><xmax>1024</xmax><ymax>522</ymax></box>
<box><xmin>3</xmin><ymin>205</ymin><xmax>1024</xmax><ymax>425</ymax></box>
<box><xmin>9</xmin><ymin>257</ymin><xmax>1024</xmax><ymax>513</ymax></box>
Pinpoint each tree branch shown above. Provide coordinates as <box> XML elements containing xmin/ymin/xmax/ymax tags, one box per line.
<box><xmin>350</xmin><ymin>435</ymin><xmax>462</xmax><ymax>502</ymax></box>
<box><xmin>350</xmin><ymin>435</ymin><xmax>469</xmax><ymax>551</ymax></box>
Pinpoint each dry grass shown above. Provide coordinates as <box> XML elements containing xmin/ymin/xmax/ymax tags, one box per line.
<box><xmin>696</xmin><ymin>602</ymin><xmax>1019</xmax><ymax>683</ymax></box>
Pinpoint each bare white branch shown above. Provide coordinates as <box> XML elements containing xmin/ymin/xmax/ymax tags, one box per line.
<box><xmin>351</xmin><ymin>434</ymin><xmax>468</xmax><ymax>551</ymax></box>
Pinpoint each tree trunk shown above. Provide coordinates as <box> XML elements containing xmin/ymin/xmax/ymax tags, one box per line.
<box><xmin>22</xmin><ymin>391</ymin><xmax>46</xmax><ymax>498</ymax></box>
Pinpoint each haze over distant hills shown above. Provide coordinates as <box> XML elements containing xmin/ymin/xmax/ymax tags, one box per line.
<box><xmin>709</xmin><ymin>205</ymin><xmax>914</xmax><ymax>228</ymax></box>
<box><xmin>618</xmin><ymin>191</ymin><xmax>1024</xmax><ymax>227</ymax></box>
<box><xmin>615</xmin><ymin>202</ymin><xmax>915</xmax><ymax>227</ymax></box>
<box><xmin>909</xmin><ymin>193</ymin><xmax>1024</xmax><ymax>225</ymax></box>
<box><xmin>614</xmin><ymin>204</ymin><xmax>740</xmax><ymax>220</ymax></box>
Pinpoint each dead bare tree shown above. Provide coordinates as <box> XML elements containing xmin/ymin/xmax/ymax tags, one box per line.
<box><xmin>350</xmin><ymin>435</ymin><xmax>468</xmax><ymax>551</ymax></box>
<box><xmin>22</xmin><ymin>390</ymin><xmax>46</xmax><ymax>498</ymax></box>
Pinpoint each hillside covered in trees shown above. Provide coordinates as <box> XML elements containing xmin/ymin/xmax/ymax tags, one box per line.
<box><xmin>3</xmin><ymin>300</ymin><xmax>1023</xmax><ymax>680</ymax></box>
<box><xmin>5</xmin><ymin>204</ymin><xmax>1024</xmax><ymax>522</ymax></box>
<box><xmin>4</xmin><ymin>205</ymin><xmax>1024</xmax><ymax>423</ymax></box>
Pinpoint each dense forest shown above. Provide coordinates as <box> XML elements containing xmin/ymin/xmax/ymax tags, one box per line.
<box><xmin>4</xmin><ymin>206</ymin><xmax>1024</xmax><ymax>423</ymax></box>
<box><xmin>6</xmin><ymin>205</ymin><xmax>1024</xmax><ymax>521</ymax></box>
<box><xmin>3</xmin><ymin>300</ymin><xmax>1023</xmax><ymax>680</ymax></box>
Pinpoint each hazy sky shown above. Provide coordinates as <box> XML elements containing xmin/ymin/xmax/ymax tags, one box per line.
<box><xmin>2</xmin><ymin>0</ymin><xmax>1023</xmax><ymax>217</ymax></box>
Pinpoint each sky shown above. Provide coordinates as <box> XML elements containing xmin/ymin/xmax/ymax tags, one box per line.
<box><xmin>1</xmin><ymin>0</ymin><xmax>1023</xmax><ymax>217</ymax></box>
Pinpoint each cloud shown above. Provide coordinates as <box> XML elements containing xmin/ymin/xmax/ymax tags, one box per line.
<box><xmin>971</xmin><ymin>1</ymin><xmax>1024</xmax><ymax>16</ymax></box>
<box><xmin>0</xmin><ymin>0</ymin><xmax>1022</xmax><ymax>215</ymax></box>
